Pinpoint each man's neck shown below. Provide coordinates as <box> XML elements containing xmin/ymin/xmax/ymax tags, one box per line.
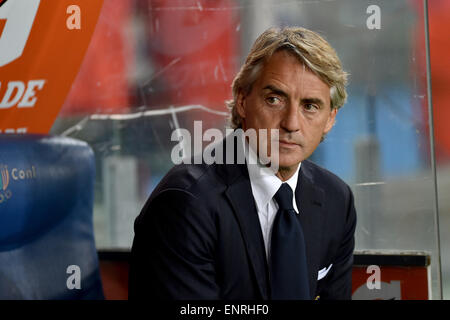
<box><xmin>276</xmin><ymin>164</ymin><xmax>300</xmax><ymax>182</ymax></box>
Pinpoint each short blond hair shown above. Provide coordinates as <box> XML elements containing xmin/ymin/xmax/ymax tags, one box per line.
<box><xmin>227</xmin><ymin>26</ymin><xmax>349</xmax><ymax>129</ymax></box>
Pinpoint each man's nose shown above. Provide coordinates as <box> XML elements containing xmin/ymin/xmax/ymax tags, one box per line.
<box><xmin>280</xmin><ymin>103</ymin><xmax>301</xmax><ymax>133</ymax></box>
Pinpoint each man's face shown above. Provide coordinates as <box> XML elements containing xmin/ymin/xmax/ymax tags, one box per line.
<box><xmin>237</xmin><ymin>50</ymin><xmax>337</xmax><ymax>172</ymax></box>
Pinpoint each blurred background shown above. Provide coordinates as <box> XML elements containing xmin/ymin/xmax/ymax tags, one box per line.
<box><xmin>47</xmin><ymin>0</ymin><xmax>450</xmax><ymax>299</ymax></box>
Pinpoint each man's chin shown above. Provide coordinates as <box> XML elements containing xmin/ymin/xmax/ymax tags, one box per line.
<box><xmin>277</xmin><ymin>158</ymin><xmax>303</xmax><ymax>171</ymax></box>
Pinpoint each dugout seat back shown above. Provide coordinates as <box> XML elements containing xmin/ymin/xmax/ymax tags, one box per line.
<box><xmin>0</xmin><ymin>134</ymin><xmax>104</xmax><ymax>299</ymax></box>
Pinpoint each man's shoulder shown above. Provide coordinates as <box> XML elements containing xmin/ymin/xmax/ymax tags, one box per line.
<box><xmin>302</xmin><ymin>159</ymin><xmax>351</xmax><ymax>194</ymax></box>
<box><xmin>149</xmin><ymin>161</ymin><xmax>225</xmax><ymax>201</ymax></box>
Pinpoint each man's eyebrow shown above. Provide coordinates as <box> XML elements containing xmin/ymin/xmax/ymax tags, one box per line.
<box><xmin>301</xmin><ymin>97</ymin><xmax>325</xmax><ymax>107</ymax></box>
<box><xmin>262</xmin><ymin>85</ymin><xmax>289</xmax><ymax>98</ymax></box>
<box><xmin>262</xmin><ymin>85</ymin><xmax>326</xmax><ymax>107</ymax></box>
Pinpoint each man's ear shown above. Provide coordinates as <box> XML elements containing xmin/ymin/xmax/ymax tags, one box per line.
<box><xmin>324</xmin><ymin>108</ymin><xmax>338</xmax><ymax>134</ymax></box>
<box><xmin>236</xmin><ymin>90</ymin><xmax>246</xmax><ymax>119</ymax></box>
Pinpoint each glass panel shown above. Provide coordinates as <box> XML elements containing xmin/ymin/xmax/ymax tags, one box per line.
<box><xmin>50</xmin><ymin>0</ymin><xmax>441</xmax><ymax>299</ymax></box>
<box><xmin>428</xmin><ymin>0</ymin><xmax>450</xmax><ymax>300</ymax></box>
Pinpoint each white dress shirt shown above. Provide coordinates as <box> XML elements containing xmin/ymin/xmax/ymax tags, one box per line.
<box><xmin>242</xmin><ymin>136</ymin><xmax>301</xmax><ymax>261</ymax></box>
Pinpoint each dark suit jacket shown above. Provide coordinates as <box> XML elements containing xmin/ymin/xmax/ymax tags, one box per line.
<box><xmin>129</xmin><ymin>134</ymin><xmax>357</xmax><ymax>300</ymax></box>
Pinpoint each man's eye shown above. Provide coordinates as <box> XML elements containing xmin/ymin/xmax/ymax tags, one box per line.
<box><xmin>266</xmin><ymin>96</ymin><xmax>282</xmax><ymax>106</ymax></box>
<box><xmin>304</xmin><ymin>103</ymin><xmax>318</xmax><ymax>112</ymax></box>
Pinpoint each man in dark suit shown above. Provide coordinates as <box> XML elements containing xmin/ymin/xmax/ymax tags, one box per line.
<box><xmin>129</xmin><ymin>27</ymin><xmax>356</xmax><ymax>300</ymax></box>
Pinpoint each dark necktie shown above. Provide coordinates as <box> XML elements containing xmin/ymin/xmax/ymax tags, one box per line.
<box><xmin>270</xmin><ymin>183</ymin><xmax>310</xmax><ymax>300</ymax></box>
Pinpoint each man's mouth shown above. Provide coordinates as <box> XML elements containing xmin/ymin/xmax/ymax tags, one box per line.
<box><xmin>278</xmin><ymin>139</ymin><xmax>300</xmax><ymax>148</ymax></box>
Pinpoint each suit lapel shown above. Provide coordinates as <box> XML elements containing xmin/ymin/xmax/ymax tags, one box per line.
<box><xmin>295</xmin><ymin>160</ymin><xmax>325</xmax><ymax>298</ymax></box>
<box><xmin>219</xmin><ymin>132</ymin><xmax>269</xmax><ymax>299</ymax></box>
<box><xmin>225</xmin><ymin>174</ymin><xmax>269</xmax><ymax>299</ymax></box>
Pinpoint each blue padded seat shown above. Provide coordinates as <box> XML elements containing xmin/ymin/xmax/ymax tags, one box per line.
<box><xmin>0</xmin><ymin>134</ymin><xmax>104</xmax><ymax>299</ymax></box>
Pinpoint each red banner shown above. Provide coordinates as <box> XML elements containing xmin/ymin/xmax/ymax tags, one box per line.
<box><xmin>0</xmin><ymin>0</ymin><xmax>103</xmax><ymax>134</ymax></box>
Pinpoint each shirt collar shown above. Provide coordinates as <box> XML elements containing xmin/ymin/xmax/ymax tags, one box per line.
<box><xmin>242</xmin><ymin>134</ymin><xmax>301</xmax><ymax>214</ymax></box>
